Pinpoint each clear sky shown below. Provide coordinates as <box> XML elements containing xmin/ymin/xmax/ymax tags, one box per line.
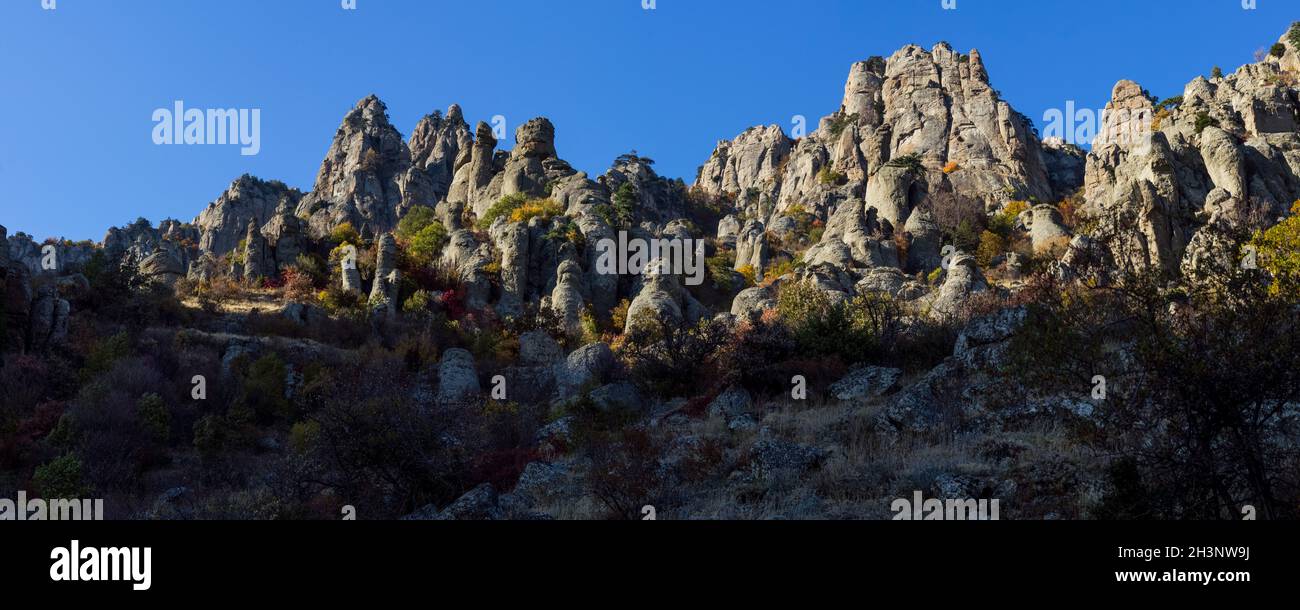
<box><xmin>1</xmin><ymin>0</ymin><xmax>1293</xmax><ymax>241</ymax></box>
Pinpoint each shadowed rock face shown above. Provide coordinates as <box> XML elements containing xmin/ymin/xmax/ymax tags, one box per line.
<box><xmin>1085</xmin><ymin>46</ymin><xmax>1300</xmax><ymax>275</ymax></box>
<box><xmin>294</xmin><ymin>95</ymin><xmax>430</xmax><ymax>239</ymax></box>
<box><xmin>408</xmin><ymin>105</ymin><xmax>473</xmax><ymax>198</ymax></box>
<box><xmin>196</xmin><ymin>175</ymin><xmax>301</xmax><ymax>258</ymax></box>
<box><xmin>696</xmin><ymin>43</ymin><xmax>1062</xmax><ymax>229</ymax></box>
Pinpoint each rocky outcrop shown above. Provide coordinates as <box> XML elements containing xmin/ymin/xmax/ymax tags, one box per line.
<box><xmin>408</xmin><ymin>105</ymin><xmax>473</xmax><ymax>199</ymax></box>
<box><xmin>6</xmin><ymin>233</ymin><xmax>96</xmax><ymax>277</ymax></box>
<box><xmin>903</xmin><ymin>207</ymin><xmax>942</xmax><ymax>273</ymax></box>
<box><xmin>1085</xmin><ymin>35</ymin><xmax>1300</xmax><ymax>275</ymax></box>
<box><xmin>519</xmin><ymin>331</ymin><xmax>564</xmax><ymax>367</ymax></box>
<box><xmin>624</xmin><ymin>255</ymin><xmax>708</xmax><ymax>333</ymax></box>
<box><xmin>138</xmin><ymin>248</ymin><xmax>186</xmax><ymax>287</ymax></box>
<box><xmin>928</xmin><ymin>253</ymin><xmax>988</xmax><ymax>318</ymax></box>
<box><xmin>447</xmin><ymin>122</ymin><xmax>500</xmax><ymax>219</ymax></box>
<box><xmin>440</xmin><ymin>229</ymin><xmax>495</xmax><ymax>311</ymax></box>
<box><xmin>27</xmin><ymin>284</ymin><xmax>70</xmax><ymax>350</ymax></box>
<box><xmin>550</xmin><ymin>259</ymin><xmax>586</xmax><ymax>337</ymax></box>
<box><xmin>553</xmin><ymin>342</ymin><xmax>614</xmax><ymax>401</ymax></box>
<box><xmin>368</xmin><ymin>234</ymin><xmax>400</xmax><ymax>317</ymax></box>
<box><xmin>695</xmin><ymin>43</ymin><xmax>1063</xmax><ymax>228</ymax></box>
<box><xmin>195</xmin><ymin>175</ymin><xmax>300</xmax><ymax>258</ymax></box>
<box><xmin>730</xmin><ymin>286</ymin><xmax>775</xmax><ymax>317</ymax></box>
<box><xmin>829</xmin><ymin>366</ymin><xmax>902</xmax><ymax>401</ymax></box>
<box><xmin>733</xmin><ymin>220</ymin><xmax>768</xmax><ymax>278</ymax></box>
<box><xmin>295</xmin><ymin>95</ymin><xmax>432</xmax><ymax>238</ymax></box>
<box><xmin>259</xmin><ymin>202</ymin><xmax>305</xmax><ymax>273</ymax></box>
<box><xmin>437</xmin><ymin>348</ymin><xmax>481</xmax><ymax>405</ymax></box>
<box><xmin>1025</xmin><ymin>204</ymin><xmax>1071</xmax><ymax>254</ymax></box>
<box><xmin>236</xmin><ymin>219</ymin><xmax>270</xmax><ymax>281</ymax></box>
<box><xmin>695</xmin><ymin>125</ymin><xmax>792</xmax><ymax>206</ymax></box>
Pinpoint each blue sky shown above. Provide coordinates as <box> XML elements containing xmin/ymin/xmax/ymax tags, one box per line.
<box><xmin>1</xmin><ymin>0</ymin><xmax>1293</xmax><ymax>241</ymax></box>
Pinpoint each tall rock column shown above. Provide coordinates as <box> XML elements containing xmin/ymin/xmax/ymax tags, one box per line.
<box><xmin>369</xmin><ymin>233</ymin><xmax>401</xmax><ymax>317</ymax></box>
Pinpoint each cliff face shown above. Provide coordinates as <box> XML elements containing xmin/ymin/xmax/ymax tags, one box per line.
<box><xmin>58</xmin><ymin>24</ymin><xmax>1300</xmax><ymax>326</ymax></box>
<box><xmin>696</xmin><ymin>44</ymin><xmax>1068</xmax><ymax>228</ymax></box>
<box><xmin>1085</xmin><ymin>31</ymin><xmax>1300</xmax><ymax>275</ymax></box>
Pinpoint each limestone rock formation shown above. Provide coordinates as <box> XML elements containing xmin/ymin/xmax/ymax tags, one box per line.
<box><xmin>1085</xmin><ymin>38</ymin><xmax>1300</xmax><ymax>275</ymax></box>
<box><xmin>369</xmin><ymin>233</ymin><xmax>401</xmax><ymax>317</ymax></box>
<box><xmin>408</xmin><ymin>105</ymin><xmax>473</xmax><ymax>198</ymax></box>
<box><xmin>195</xmin><ymin>175</ymin><xmax>300</xmax><ymax>258</ymax></box>
<box><xmin>295</xmin><ymin>95</ymin><xmax>432</xmax><ymax>238</ymax></box>
<box><xmin>437</xmin><ymin>348</ymin><xmax>481</xmax><ymax>405</ymax></box>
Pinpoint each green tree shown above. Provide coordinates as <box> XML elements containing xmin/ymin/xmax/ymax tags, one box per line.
<box><xmin>136</xmin><ymin>393</ymin><xmax>171</xmax><ymax>443</ymax></box>
<box><xmin>396</xmin><ymin>205</ymin><xmax>438</xmax><ymax>241</ymax></box>
<box><xmin>407</xmin><ymin>222</ymin><xmax>449</xmax><ymax>266</ymax></box>
<box><xmin>235</xmin><ymin>353</ymin><xmax>291</xmax><ymax>422</ymax></box>
<box><xmin>612</xmin><ymin>183</ymin><xmax>637</xmax><ymax>228</ymax></box>
<box><xmin>1252</xmin><ymin>201</ymin><xmax>1300</xmax><ymax>300</ymax></box>
<box><xmin>34</xmin><ymin>454</ymin><xmax>90</xmax><ymax>499</ymax></box>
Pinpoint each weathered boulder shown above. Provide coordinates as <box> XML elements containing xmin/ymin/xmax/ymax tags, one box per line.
<box><xmin>553</xmin><ymin>342</ymin><xmax>614</xmax><ymax>400</ymax></box>
<box><xmin>730</xmin><ymin>286</ymin><xmax>776</xmax><ymax>317</ymax></box>
<box><xmin>829</xmin><ymin>366</ymin><xmax>902</xmax><ymax>401</ymax></box>
<box><xmin>928</xmin><ymin>253</ymin><xmax>988</xmax><ymax>318</ymax></box>
<box><xmin>436</xmin><ymin>348</ymin><xmax>481</xmax><ymax>405</ymax></box>
<box><xmin>1025</xmin><ymin>204</ymin><xmax>1071</xmax><ymax>254</ymax></box>
<box><xmin>590</xmin><ymin>381</ymin><xmax>643</xmax><ymax>413</ymax></box>
<box><xmin>519</xmin><ymin>330</ymin><xmax>564</xmax><ymax>367</ymax></box>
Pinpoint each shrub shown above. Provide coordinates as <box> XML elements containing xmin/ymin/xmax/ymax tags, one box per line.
<box><xmin>1194</xmin><ymin>112</ymin><xmax>1220</xmax><ymax>134</ymax></box>
<box><xmin>81</xmin><ymin>331</ymin><xmax>131</xmax><ymax>381</ymax></box>
<box><xmin>817</xmin><ymin>166</ymin><xmax>847</xmax><ymax>186</ymax></box>
<box><xmin>509</xmin><ymin>198</ymin><xmax>563</xmax><ymax>224</ymax></box>
<box><xmin>826</xmin><ymin>112</ymin><xmax>858</xmax><ymax>138</ymax></box>
<box><xmin>407</xmin><ymin>221</ymin><xmax>449</xmax><ymax>266</ymax></box>
<box><xmin>610</xmin><ymin>299</ymin><xmax>632</xmax><ymax>332</ymax></box>
<box><xmin>706</xmin><ymin>252</ymin><xmax>738</xmax><ymax>292</ymax></box>
<box><xmin>320</xmin><ymin>285</ymin><xmax>365</xmax><ymax>318</ymax></box>
<box><xmin>235</xmin><ymin>353</ymin><xmax>291</xmax><ymax>422</ymax></box>
<box><xmin>1210</xmin><ymin>66</ymin><xmax>1223</xmax><ymax>79</ymax></box>
<box><xmin>193</xmin><ymin>415</ymin><xmax>228</xmax><ymax>458</ymax></box>
<box><xmin>733</xmin><ymin>264</ymin><xmax>756</xmax><ymax>287</ymax></box>
<box><xmin>33</xmin><ymin>454</ymin><xmax>90</xmax><ymax>499</ymax></box>
<box><xmin>330</xmin><ymin>222</ymin><xmax>361</xmax><ymax>246</ymax></box>
<box><xmin>988</xmin><ymin>201</ymin><xmax>1028</xmax><ymax>238</ymax></box>
<box><xmin>886</xmin><ymin>153</ymin><xmax>924</xmax><ymax>174</ymax></box>
<box><xmin>621</xmin><ymin>315</ymin><xmax>731</xmax><ymax>398</ymax></box>
<box><xmin>612</xmin><ymin>183</ymin><xmax>637</xmax><ymax>228</ymax></box>
<box><xmin>396</xmin><ymin>205</ymin><xmax>437</xmax><ymax>241</ymax></box>
<box><xmin>1011</xmin><ymin>267</ymin><xmax>1300</xmax><ymax>519</ymax></box>
<box><xmin>136</xmin><ymin>393</ymin><xmax>170</xmax><ymax>443</ymax></box>
<box><xmin>776</xmin><ymin>280</ymin><xmax>899</xmax><ymax>364</ymax></box>
<box><xmin>975</xmin><ymin>230</ymin><xmax>1008</xmax><ymax>268</ymax></box>
<box><xmin>402</xmin><ymin>289</ymin><xmax>435</xmax><ymax>315</ymax></box>
<box><xmin>289</xmin><ymin>420</ymin><xmax>321</xmax><ymax>455</ymax></box>
<box><xmin>949</xmin><ymin>218</ymin><xmax>982</xmax><ymax>254</ymax></box>
<box><xmin>1251</xmin><ymin>200</ymin><xmax>1300</xmax><ymax>300</ymax></box>
<box><xmin>1271</xmin><ymin>42</ymin><xmax>1287</xmax><ymax>58</ymax></box>
<box><xmin>477</xmin><ymin>193</ymin><xmax>527</xmax><ymax>230</ymax></box>
<box><xmin>281</xmin><ymin>267</ymin><xmax>317</xmax><ymax>304</ymax></box>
